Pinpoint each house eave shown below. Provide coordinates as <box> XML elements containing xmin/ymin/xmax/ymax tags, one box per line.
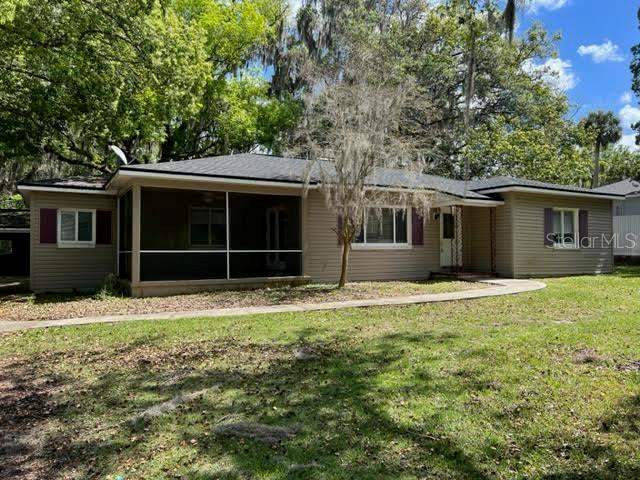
<box><xmin>473</xmin><ymin>186</ymin><xmax>623</xmax><ymax>200</ymax></box>
<box><xmin>17</xmin><ymin>185</ymin><xmax>115</xmax><ymax>195</ymax></box>
<box><xmin>110</xmin><ymin>168</ymin><xmax>315</xmax><ymax>191</ymax></box>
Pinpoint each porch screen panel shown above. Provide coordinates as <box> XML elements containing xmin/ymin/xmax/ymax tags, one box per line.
<box><xmin>229</xmin><ymin>193</ymin><xmax>301</xmax><ymax>250</ymax></box>
<box><xmin>229</xmin><ymin>252</ymin><xmax>302</xmax><ymax>278</ymax></box>
<box><xmin>140</xmin><ymin>252</ymin><xmax>227</xmax><ymax>281</ymax></box>
<box><xmin>229</xmin><ymin>193</ymin><xmax>301</xmax><ymax>278</ymax></box>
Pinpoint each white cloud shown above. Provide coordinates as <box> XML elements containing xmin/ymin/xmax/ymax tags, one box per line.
<box><xmin>620</xmin><ymin>91</ymin><xmax>634</xmax><ymax>104</ymax></box>
<box><xmin>619</xmin><ymin>133</ymin><xmax>639</xmax><ymax>152</ymax></box>
<box><xmin>527</xmin><ymin>0</ymin><xmax>569</xmax><ymax>13</ymax></box>
<box><xmin>524</xmin><ymin>58</ymin><xmax>577</xmax><ymax>92</ymax></box>
<box><xmin>577</xmin><ymin>40</ymin><xmax>624</xmax><ymax>63</ymax></box>
<box><xmin>620</xmin><ymin>104</ymin><xmax>640</xmax><ymax>129</ymax></box>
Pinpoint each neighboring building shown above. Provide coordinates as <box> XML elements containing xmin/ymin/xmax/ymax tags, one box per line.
<box><xmin>0</xmin><ymin>209</ymin><xmax>30</xmax><ymax>277</ymax></box>
<box><xmin>18</xmin><ymin>154</ymin><xmax>622</xmax><ymax>296</ymax></box>
<box><xmin>593</xmin><ymin>178</ymin><xmax>640</xmax><ymax>257</ymax></box>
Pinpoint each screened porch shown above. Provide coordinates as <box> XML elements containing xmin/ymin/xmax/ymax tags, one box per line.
<box><xmin>117</xmin><ymin>186</ymin><xmax>303</xmax><ymax>288</ymax></box>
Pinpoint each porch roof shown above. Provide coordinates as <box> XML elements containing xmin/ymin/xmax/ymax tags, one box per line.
<box><xmin>0</xmin><ymin>209</ymin><xmax>30</xmax><ymax>230</ymax></box>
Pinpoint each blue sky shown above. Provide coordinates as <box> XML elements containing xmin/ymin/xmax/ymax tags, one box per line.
<box><xmin>520</xmin><ymin>0</ymin><xmax>639</xmax><ymax>149</ymax></box>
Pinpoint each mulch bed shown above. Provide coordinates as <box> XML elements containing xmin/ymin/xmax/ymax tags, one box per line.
<box><xmin>0</xmin><ymin>280</ymin><xmax>484</xmax><ymax>322</ymax></box>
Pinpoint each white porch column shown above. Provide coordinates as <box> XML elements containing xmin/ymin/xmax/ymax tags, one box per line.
<box><xmin>131</xmin><ymin>184</ymin><xmax>141</xmax><ymax>286</ymax></box>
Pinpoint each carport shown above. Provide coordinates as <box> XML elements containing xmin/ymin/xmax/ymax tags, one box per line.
<box><xmin>0</xmin><ymin>209</ymin><xmax>30</xmax><ymax>277</ymax></box>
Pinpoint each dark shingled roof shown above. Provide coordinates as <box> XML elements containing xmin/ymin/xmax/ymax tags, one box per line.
<box><xmin>120</xmin><ymin>153</ymin><xmax>493</xmax><ymax>200</ymax></box>
<box><xmin>18</xmin><ymin>154</ymin><xmax>625</xmax><ymax>199</ymax></box>
<box><xmin>468</xmin><ymin>175</ymin><xmax>621</xmax><ymax>197</ymax></box>
<box><xmin>592</xmin><ymin>178</ymin><xmax>640</xmax><ymax>196</ymax></box>
<box><xmin>0</xmin><ymin>209</ymin><xmax>30</xmax><ymax>229</ymax></box>
<box><xmin>20</xmin><ymin>176</ymin><xmax>109</xmax><ymax>190</ymax></box>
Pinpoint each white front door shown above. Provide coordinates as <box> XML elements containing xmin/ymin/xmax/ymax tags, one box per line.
<box><xmin>440</xmin><ymin>207</ymin><xmax>454</xmax><ymax>268</ymax></box>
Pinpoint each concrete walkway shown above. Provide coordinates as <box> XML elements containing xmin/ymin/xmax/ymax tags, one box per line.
<box><xmin>0</xmin><ymin>278</ymin><xmax>546</xmax><ymax>333</ymax></box>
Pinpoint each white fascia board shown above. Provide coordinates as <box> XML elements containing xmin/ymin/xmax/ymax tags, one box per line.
<box><xmin>17</xmin><ymin>185</ymin><xmax>116</xmax><ymax>195</ymax></box>
<box><xmin>475</xmin><ymin>186</ymin><xmax>622</xmax><ymax>201</ymax></box>
<box><xmin>113</xmin><ymin>169</ymin><xmax>316</xmax><ymax>190</ymax></box>
<box><xmin>363</xmin><ymin>186</ymin><xmax>503</xmax><ymax>206</ymax></box>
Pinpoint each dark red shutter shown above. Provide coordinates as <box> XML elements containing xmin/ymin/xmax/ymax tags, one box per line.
<box><xmin>336</xmin><ymin>215</ymin><xmax>343</xmax><ymax>245</ymax></box>
<box><xmin>543</xmin><ymin>208</ymin><xmax>554</xmax><ymax>247</ymax></box>
<box><xmin>412</xmin><ymin>208</ymin><xmax>424</xmax><ymax>246</ymax></box>
<box><xmin>96</xmin><ymin>210</ymin><xmax>112</xmax><ymax>245</ymax></box>
<box><xmin>40</xmin><ymin>208</ymin><xmax>57</xmax><ymax>244</ymax></box>
<box><xmin>579</xmin><ymin>210</ymin><xmax>589</xmax><ymax>247</ymax></box>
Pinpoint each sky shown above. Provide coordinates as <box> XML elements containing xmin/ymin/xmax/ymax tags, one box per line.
<box><xmin>519</xmin><ymin>0</ymin><xmax>639</xmax><ymax>150</ymax></box>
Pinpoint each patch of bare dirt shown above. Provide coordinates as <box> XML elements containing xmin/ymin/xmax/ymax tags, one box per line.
<box><xmin>213</xmin><ymin>421</ymin><xmax>301</xmax><ymax>444</ymax></box>
<box><xmin>0</xmin><ymin>363</ymin><xmax>66</xmax><ymax>479</ymax></box>
<box><xmin>616</xmin><ymin>360</ymin><xmax>640</xmax><ymax>372</ymax></box>
<box><xmin>573</xmin><ymin>348</ymin><xmax>606</xmax><ymax>365</ymax></box>
<box><xmin>129</xmin><ymin>386</ymin><xmax>220</xmax><ymax>423</ymax></box>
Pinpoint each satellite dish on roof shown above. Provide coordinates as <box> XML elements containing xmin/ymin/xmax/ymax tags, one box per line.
<box><xmin>109</xmin><ymin>145</ymin><xmax>128</xmax><ymax>165</ymax></box>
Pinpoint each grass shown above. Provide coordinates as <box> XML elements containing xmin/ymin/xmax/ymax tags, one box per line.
<box><xmin>0</xmin><ymin>279</ymin><xmax>483</xmax><ymax>321</ymax></box>
<box><xmin>2</xmin><ymin>269</ymin><xmax>640</xmax><ymax>479</ymax></box>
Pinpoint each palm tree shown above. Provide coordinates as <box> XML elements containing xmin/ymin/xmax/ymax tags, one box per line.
<box><xmin>580</xmin><ymin>111</ymin><xmax>623</xmax><ymax>188</ymax></box>
<box><xmin>503</xmin><ymin>0</ymin><xmax>516</xmax><ymax>43</ymax></box>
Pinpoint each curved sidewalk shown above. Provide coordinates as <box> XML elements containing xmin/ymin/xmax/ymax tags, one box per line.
<box><xmin>0</xmin><ymin>278</ymin><xmax>545</xmax><ymax>333</ymax></box>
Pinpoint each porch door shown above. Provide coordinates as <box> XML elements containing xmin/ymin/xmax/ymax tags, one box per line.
<box><xmin>440</xmin><ymin>207</ymin><xmax>455</xmax><ymax>268</ymax></box>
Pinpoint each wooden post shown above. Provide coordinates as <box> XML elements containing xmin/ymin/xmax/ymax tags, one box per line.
<box><xmin>131</xmin><ymin>184</ymin><xmax>141</xmax><ymax>288</ymax></box>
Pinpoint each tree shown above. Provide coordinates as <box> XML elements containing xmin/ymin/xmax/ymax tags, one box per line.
<box><xmin>0</xmin><ymin>0</ymin><xmax>295</xmax><ymax>191</ymax></box>
<box><xmin>599</xmin><ymin>146</ymin><xmax>640</xmax><ymax>184</ymax></box>
<box><xmin>580</xmin><ymin>111</ymin><xmax>622</xmax><ymax>188</ymax></box>
<box><xmin>295</xmin><ymin>31</ymin><xmax>437</xmax><ymax>287</ymax></box>
<box><xmin>630</xmin><ymin>6</ymin><xmax>640</xmax><ymax>146</ymax></box>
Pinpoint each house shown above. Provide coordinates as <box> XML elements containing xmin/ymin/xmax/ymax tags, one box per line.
<box><xmin>593</xmin><ymin>178</ymin><xmax>640</xmax><ymax>258</ymax></box>
<box><xmin>17</xmin><ymin>154</ymin><xmax>622</xmax><ymax>297</ymax></box>
<box><xmin>0</xmin><ymin>209</ymin><xmax>30</xmax><ymax>277</ymax></box>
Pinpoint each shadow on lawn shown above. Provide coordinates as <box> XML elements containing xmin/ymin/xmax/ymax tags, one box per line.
<box><xmin>2</xmin><ymin>330</ymin><xmax>640</xmax><ymax>479</ymax></box>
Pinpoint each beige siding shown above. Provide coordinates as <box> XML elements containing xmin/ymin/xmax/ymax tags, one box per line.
<box><xmin>30</xmin><ymin>192</ymin><xmax>117</xmax><ymax>292</ymax></box>
<box><xmin>462</xmin><ymin>207</ymin><xmax>492</xmax><ymax>272</ymax></box>
<box><xmin>303</xmin><ymin>191</ymin><xmax>439</xmax><ymax>282</ymax></box>
<box><xmin>510</xmin><ymin>192</ymin><xmax>613</xmax><ymax>277</ymax></box>
<box><xmin>494</xmin><ymin>194</ymin><xmax>514</xmax><ymax>277</ymax></box>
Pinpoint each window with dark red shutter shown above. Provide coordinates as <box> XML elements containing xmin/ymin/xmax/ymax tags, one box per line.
<box><xmin>96</xmin><ymin>210</ymin><xmax>112</xmax><ymax>245</ymax></box>
<box><xmin>412</xmin><ymin>208</ymin><xmax>424</xmax><ymax>246</ymax></box>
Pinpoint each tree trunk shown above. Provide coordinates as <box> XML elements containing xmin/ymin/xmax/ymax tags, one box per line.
<box><xmin>592</xmin><ymin>141</ymin><xmax>601</xmax><ymax>188</ymax></box>
<box><xmin>338</xmin><ymin>241</ymin><xmax>350</xmax><ymax>288</ymax></box>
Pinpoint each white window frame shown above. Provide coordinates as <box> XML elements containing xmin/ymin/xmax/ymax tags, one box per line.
<box><xmin>189</xmin><ymin>205</ymin><xmax>227</xmax><ymax>249</ymax></box>
<box><xmin>57</xmin><ymin>209</ymin><xmax>96</xmax><ymax>248</ymax></box>
<box><xmin>352</xmin><ymin>206</ymin><xmax>412</xmax><ymax>250</ymax></box>
<box><xmin>552</xmin><ymin>208</ymin><xmax>579</xmax><ymax>249</ymax></box>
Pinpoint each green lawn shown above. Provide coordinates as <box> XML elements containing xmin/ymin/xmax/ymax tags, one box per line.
<box><xmin>2</xmin><ymin>269</ymin><xmax>640</xmax><ymax>479</ymax></box>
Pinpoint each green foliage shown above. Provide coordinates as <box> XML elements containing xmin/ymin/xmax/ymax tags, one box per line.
<box><xmin>0</xmin><ymin>0</ymin><xmax>295</xmax><ymax>189</ymax></box>
<box><xmin>600</xmin><ymin>146</ymin><xmax>640</xmax><ymax>184</ymax></box>
<box><xmin>0</xmin><ymin>192</ymin><xmax>25</xmax><ymax>208</ymax></box>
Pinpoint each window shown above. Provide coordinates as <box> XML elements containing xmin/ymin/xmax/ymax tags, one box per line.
<box><xmin>190</xmin><ymin>206</ymin><xmax>226</xmax><ymax>248</ymax></box>
<box><xmin>552</xmin><ymin>208</ymin><xmax>578</xmax><ymax>248</ymax></box>
<box><xmin>354</xmin><ymin>207</ymin><xmax>410</xmax><ymax>248</ymax></box>
<box><xmin>0</xmin><ymin>240</ymin><xmax>12</xmax><ymax>255</ymax></box>
<box><xmin>58</xmin><ymin>209</ymin><xmax>95</xmax><ymax>246</ymax></box>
